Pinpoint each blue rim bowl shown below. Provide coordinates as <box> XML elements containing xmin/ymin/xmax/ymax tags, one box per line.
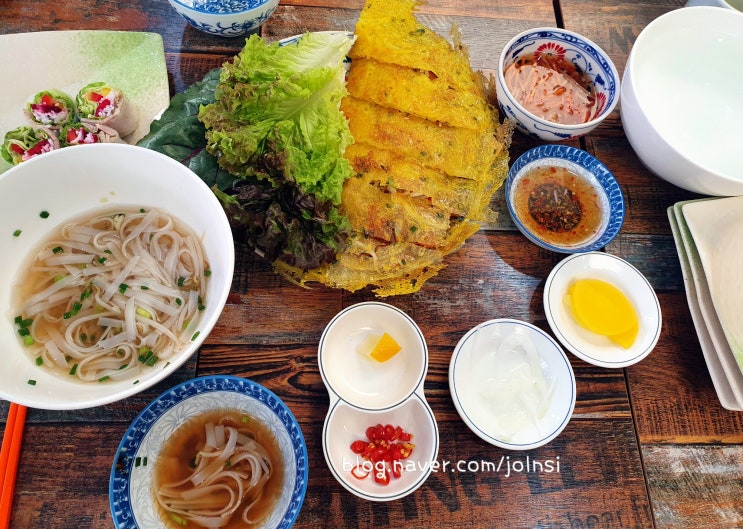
<box><xmin>506</xmin><ymin>144</ymin><xmax>625</xmax><ymax>253</ymax></box>
<box><xmin>110</xmin><ymin>375</ymin><xmax>308</xmax><ymax>529</ymax></box>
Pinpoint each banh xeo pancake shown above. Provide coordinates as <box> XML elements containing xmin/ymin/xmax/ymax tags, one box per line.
<box><xmin>276</xmin><ymin>0</ymin><xmax>512</xmax><ymax>296</ymax></box>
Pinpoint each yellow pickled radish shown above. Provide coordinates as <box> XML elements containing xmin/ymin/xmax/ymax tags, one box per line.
<box><xmin>567</xmin><ymin>278</ymin><xmax>639</xmax><ymax>349</ymax></box>
<box><xmin>358</xmin><ymin>332</ymin><xmax>402</xmax><ymax>362</ymax></box>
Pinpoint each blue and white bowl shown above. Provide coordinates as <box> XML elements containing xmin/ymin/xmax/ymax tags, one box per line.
<box><xmin>496</xmin><ymin>27</ymin><xmax>620</xmax><ymax>141</ymax></box>
<box><xmin>110</xmin><ymin>375</ymin><xmax>308</xmax><ymax>528</ymax></box>
<box><xmin>506</xmin><ymin>144</ymin><xmax>625</xmax><ymax>253</ymax></box>
<box><xmin>168</xmin><ymin>0</ymin><xmax>279</xmax><ymax>37</ymax></box>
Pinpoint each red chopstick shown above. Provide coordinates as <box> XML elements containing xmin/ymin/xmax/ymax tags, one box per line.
<box><xmin>0</xmin><ymin>403</ymin><xmax>27</xmax><ymax>529</ymax></box>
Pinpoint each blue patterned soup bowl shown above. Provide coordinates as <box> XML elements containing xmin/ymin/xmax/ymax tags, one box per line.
<box><xmin>110</xmin><ymin>375</ymin><xmax>308</xmax><ymax>529</ymax></box>
<box><xmin>505</xmin><ymin>144</ymin><xmax>625</xmax><ymax>253</ymax></box>
<box><xmin>495</xmin><ymin>27</ymin><xmax>620</xmax><ymax>141</ymax></box>
<box><xmin>168</xmin><ymin>0</ymin><xmax>279</xmax><ymax>37</ymax></box>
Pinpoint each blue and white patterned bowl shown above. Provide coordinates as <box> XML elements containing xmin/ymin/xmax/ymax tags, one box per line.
<box><xmin>110</xmin><ymin>375</ymin><xmax>308</xmax><ymax>529</ymax></box>
<box><xmin>506</xmin><ymin>144</ymin><xmax>625</xmax><ymax>253</ymax></box>
<box><xmin>168</xmin><ymin>0</ymin><xmax>279</xmax><ymax>37</ymax></box>
<box><xmin>496</xmin><ymin>27</ymin><xmax>620</xmax><ymax>141</ymax></box>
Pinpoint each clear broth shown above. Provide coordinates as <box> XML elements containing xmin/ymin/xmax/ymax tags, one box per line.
<box><xmin>154</xmin><ymin>408</ymin><xmax>285</xmax><ymax>529</ymax></box>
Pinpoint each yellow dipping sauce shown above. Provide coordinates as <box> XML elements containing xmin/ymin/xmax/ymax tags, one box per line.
<box><xmin>566</xmin><ymin>278</ymin><xmax>639</xmax><ymax>349</ymax></box>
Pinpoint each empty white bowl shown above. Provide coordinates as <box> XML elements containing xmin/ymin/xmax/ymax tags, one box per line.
<box><xmin>496</xmin><ymin>27</ymin><xmax>620</xmax><ymax>141</ymax></box>
<box><xmin>168</xmin><ymin>0</ymin><xmax>279</xmax><ymax>37</ymax></box>
<box><xmin>0</xmin><ymin>144</ymin><xmax>234</xmax><ymax>409</ymax></box>
<box><xmin>621</xmin><ymin>7</ymin><xmax>743</xmax><ymax>196</ymax></box>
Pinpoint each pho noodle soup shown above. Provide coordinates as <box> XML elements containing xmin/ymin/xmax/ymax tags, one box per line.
<box><xmin>154</xmin><ymin>409</ymin><xmax>284</xmax><ymax>529</ymax></box>
<box><xmin>12</xmin><ymin>207</ymin><xmax>209</xmax><ymax>383</ymax></box>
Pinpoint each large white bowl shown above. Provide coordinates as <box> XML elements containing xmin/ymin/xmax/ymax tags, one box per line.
<box><xmin>0</xmin><ymin>144</ymin><xmax>234</xmax><ymax>409</ymax></box>
<box><xmin>621</xmin><ymin>7</ymin><xmax>743</xmax><ymax>196</ymax></box>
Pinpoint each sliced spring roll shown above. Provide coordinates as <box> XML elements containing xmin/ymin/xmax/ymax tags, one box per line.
<box><xmin>76</xmin><ymin>82</ymin><xmax>137</xmax><ymax>138</ymax></box>
<box><xmin>24</xmin><ymin>89</ymin><xmax>77</xmax><ymax>129</ymax></box>
<box><xmin>60</xmin><ymin>122</ymin><xmax>125</xmax><ymax>146</ymax></box>
<box><xmin>2</xmin><ymin>125</ymin><xmax>60</xmax><ymax>165</ymax></box>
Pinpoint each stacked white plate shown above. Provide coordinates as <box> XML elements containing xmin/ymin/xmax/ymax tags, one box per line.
<box><xmin>668</xmin><ymin>197</ymin><xmax>743</xmax><ymax>411</ymax></box>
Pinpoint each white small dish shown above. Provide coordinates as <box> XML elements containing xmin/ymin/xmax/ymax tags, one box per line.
<box><xmin>318</xmin><ymin>302</ymin><xmax>427</xmax><ymax>411</ymax></box>
<box><xmin>322</xmin><ymin>395</ymin><xmax>439</xmax><ymax>502</ymax></box>
<box><xmin>318</xmin><ymin>302</ymin><xmax>438</xmax><ymax>500</ymax></box>
<box><xmin>668</xmin><ymin>203</ymin><xmax>743</xmax><ymax>410</ymax></box>
<box><xmin>544</xmin><ymin>252</ymin><xmax>661</xmax><ymax>368</ymax></box>
<box><xmin>449</xmin><ymin>319</ymin><xmax>576</xmax><ymax>450</ymax></box>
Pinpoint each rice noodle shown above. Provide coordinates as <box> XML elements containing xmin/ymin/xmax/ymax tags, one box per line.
<box><xmin>14</xmin><ymin>207</ymin><xmax>210</xmax><ymax>383</ymax></box>
<box><xmin>156</xmin><ymin>416</ymin><xmax>274</xmax><ymax>528</ymax></box>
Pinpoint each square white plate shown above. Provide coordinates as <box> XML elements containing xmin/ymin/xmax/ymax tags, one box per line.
<box><xmin>0</xmin><ymin>30</ymin><xmax>169</xmax><ymax>173</ymax></box>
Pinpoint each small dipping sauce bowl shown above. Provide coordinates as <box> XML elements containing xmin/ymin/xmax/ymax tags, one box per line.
<box><xmin>496</xmin><ymin>27</ymin><xmax>620</xmax><ymax>141</ymax></box>
<box><xmin>544</xmin><ymin>252</ymin><xmax>662</xmax><ymax>368</ymax></box>
<box><xmin>506</xmin><ymin>144</ymin><xmax>625</xmax><ymax>253</ymax></box>
<box><xmin>319</xmin><ymin>302</ymin><xmax>439</xmax><ymax>501</ymax></box>
<box><xmin>449</xmin><ymin>319</ymin><xmax>576</xmax><ymax>450</ymax></box>
<box><xmin>167</xmin><ymin>0</ymin><xmax>279</xmax><ymax>37</ymax></box>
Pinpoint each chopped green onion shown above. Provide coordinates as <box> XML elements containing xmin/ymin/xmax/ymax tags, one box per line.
<box><xmin>39</xmin><ymin>210</ymin><xmax>49</xmax><ymax>219</ymax></box>
<box><xmin>23</xmin><ymin>336</ymin><xmax>34</xmax><ymax>346</ymax></box>
<box><xmin>204</xmin><ymin>269</ymin><xmax>212</xmax><ymax>277</ymax></box>
<box><xmin>52</xmin><ymin>246</ymin><xmax>64</xmax><ymax>254</ymax></box>
<box><xmin>69</xmin><ymin>364</ymin><xmax>78</xmax><ymax>376</ymax></box>
<box><xmin>177</xmin><ymin>277</ymin><xmax>185</xmax><ymax>287</ymax></box>
<box><xmin>175</xmin><ymin>298</ymin><xmax>182</xmax><ymax>306</ymax></box>
<box><xmin>98</xmin><ymin>375</ymin><xmax>110</xmax><ymax>382</ymax></box>
<box><xmin>17</xmin><ymin>328</ymin><xmax>30</xmax><ymax>337</ymax></box>
<box><xmin>63</xmin><ymin>312</ymin><xmax>71</xmax><ymax>319</ymax></box>
<box><xmin>97</xmin><ymin>256</ymin><xmax>107</xmax><ymax>264</ymax></box>
<box><xmin>118</xmin><ymin>283</ymin><xmax>129</xmax><ymax>294</ymax></box>
<box><xmin>140</xmin><ymin>285</ymin><xmax>149</xmax><ymax>291</ymax></box>
<box><xmin>71</xmin><ymin>302</ymin><xmax>82</xmax><ymax>316</ymax></box>
<box><xmin>12</xmin><ymin>229</ymin><xmax>21</xmax><ymax>237</ymax></box>
<box><xmin>27</xmin><ymin>379</ymin><xmax>37</xmax><ymax>385</ymax></box>
<box><xmin>35</xmin><ymin>357</ymin><xmax>43</xmax><ymax>366</ymax></box>
<box><xmin>191</xmin><ymin>331</ymin><xmax>200</xmax><ymax>341</ymax></box>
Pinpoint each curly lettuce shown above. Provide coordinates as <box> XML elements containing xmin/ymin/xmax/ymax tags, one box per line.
<box><xmin>138</xmin><ymin>32</ymin><xmax>356</xmax><ymax>270</ymax></box>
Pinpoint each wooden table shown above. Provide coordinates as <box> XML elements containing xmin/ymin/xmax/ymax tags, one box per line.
<box><xmin>2</xmin><ymin>1</ymin><xmax>743</xmax><ymax>528</ymax></box>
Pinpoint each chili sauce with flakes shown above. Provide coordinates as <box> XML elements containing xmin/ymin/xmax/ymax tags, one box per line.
<box><xmin>512</xmin><ymin>165</ymin><xmax>605</xmax><ymax>247</ymax></box>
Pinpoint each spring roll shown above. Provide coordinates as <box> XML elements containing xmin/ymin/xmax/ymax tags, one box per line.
<box><xmin>2</xmin><ymin>125</ymin><xmax>60</xmax><ymax>165</ymax></box>
<box><xmin>24</xmin><ymin>89</ymin><xmax>77</xmax><ymax>129</ymax></box>
<box><xmin>60</xmin><ymin>122</ymin><xmax>125</xmax><ymax>146</ymax></box>
<box><xmin>76</xmin><ymin>82</ymin><xmax>137</xmax><ymax>138</ymax></box>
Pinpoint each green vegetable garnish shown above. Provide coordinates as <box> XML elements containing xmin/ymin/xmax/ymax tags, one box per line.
<box><xmin>138</xmin><ymin>32</ymin><xmax>357</xmax><ymax>271</ymax></box>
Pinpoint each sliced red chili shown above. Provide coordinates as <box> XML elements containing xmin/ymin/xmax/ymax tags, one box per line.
<box><xmin>351</xmin><ymin>465</ymin><xmax>369</xmax><ymax>480</ymax></box>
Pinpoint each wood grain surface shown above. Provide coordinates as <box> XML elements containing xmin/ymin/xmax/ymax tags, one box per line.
<box><xmin>2</xmin><ymin>1</ymin><xmax>742</xmax><ymax>528</ymax></box>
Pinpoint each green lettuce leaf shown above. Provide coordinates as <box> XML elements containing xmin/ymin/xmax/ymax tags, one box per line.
<box><xmin>137</xmin><ymin>32</ymin><xmax>356</xmax><ymax>271</ymax></box>
<box><xmin>199</xmin><ymin>31</ymin><xmax>355</xmax><ymax>205</ymax></box>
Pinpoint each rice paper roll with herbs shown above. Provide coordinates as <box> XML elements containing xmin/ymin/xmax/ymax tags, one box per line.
<box><xmin>60</xmin><ymin>121</ymin><xmax>124</xmax><ymax>146</ymax></box>
<box><xmin>76</xmin><ymin>82</ymin><xmax>137</xmax><ymax>138</ymax></box>
<box><xmin>24</xmin><ymin>89</ymin><xmax>76</xmax><ymax>129</ymax></box>
<box><xmin>1</xmin><ymin>125</ymin><xmax>60</xmax><ymax>165</ymax></box>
